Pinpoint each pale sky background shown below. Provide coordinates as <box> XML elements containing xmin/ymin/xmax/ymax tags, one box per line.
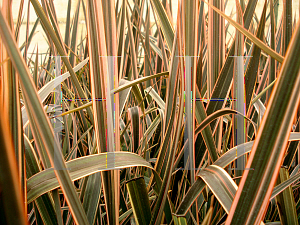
<box><xmin>10</xmin><ymin>0</ymin><xmax>298</xmax><ymax>56</ymax></box>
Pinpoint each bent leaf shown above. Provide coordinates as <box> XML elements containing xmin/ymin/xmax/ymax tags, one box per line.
<box><xmin>21</xmin><ymin>58</ymin><xmax>89</xmax><ymax>126</ymax></box>
<box><xmin>27</xmin><ymin>152</ymin><xmax>153</xmax><ymax>203</ymax></box>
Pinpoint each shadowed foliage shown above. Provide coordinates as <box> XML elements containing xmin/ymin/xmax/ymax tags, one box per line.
<box><xmin>0</xmin><ymin>0</ymin><xmax>300</xmax><ymax>224</ymax></box>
